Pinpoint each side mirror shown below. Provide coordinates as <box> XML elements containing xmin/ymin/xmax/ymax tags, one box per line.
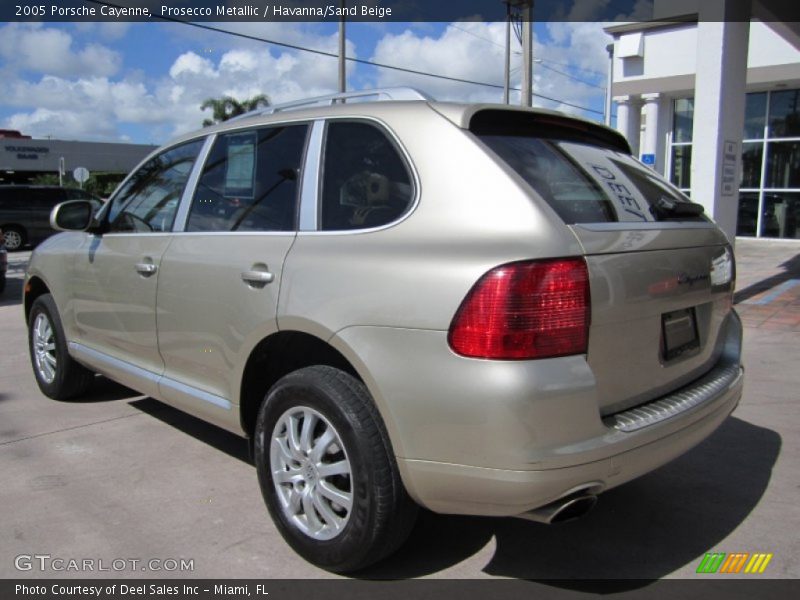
<box><xmin>50</xmin><ymin>200</ymin><xmax>94</xmax><ymax>232</ymax></box>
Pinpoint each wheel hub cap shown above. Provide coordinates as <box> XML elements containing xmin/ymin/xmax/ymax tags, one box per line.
<box><xmin>32</xmin><ymin>313</ymin><xmax>57</xmax><ymax>384</ymax></box>
<box><xmin>270</xmin><ymin>406</ymin><xmax>353</xmax><ymax>541</ymax></box>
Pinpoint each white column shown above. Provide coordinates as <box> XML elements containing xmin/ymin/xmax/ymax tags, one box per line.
<box><xmin>691</xmin><ymin>2</ymin><xmax>751</xmax><ymax>243</ymax></box>
<box><xmin>641</xmin><ymin>93</ymin><xmax>661</xmax><ymax>168</ymax></box>
<box><xmin>614</xmin><ymin>95</ymin><xmax>642</xmax><ymax>157</ymax></box>
<box><xmin>614</xmin><ymin>96</ymin><xmax>631</xmax><ymax>139</ymax></box>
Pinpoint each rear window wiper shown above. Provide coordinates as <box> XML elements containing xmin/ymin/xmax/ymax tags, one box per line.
<box><xmin>651</xmin><ymin>196</ymin><xmax>705</xmax><ymax>219</ymax></box>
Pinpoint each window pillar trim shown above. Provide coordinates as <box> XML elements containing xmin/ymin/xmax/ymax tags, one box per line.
<box><xmin>173</xmin><ymin>134</ymin><xmax>217</xmax><ymax>233</ymax></box>
<box><xmin>298</xmin><ymin>120</ymin><xmax>325</xmax><ymax>232</ymax></box>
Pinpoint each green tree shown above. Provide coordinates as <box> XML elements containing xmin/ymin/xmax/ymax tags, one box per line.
<box><xmin>31</xmin><ymin>172</ymin><xmax>125</xmax><ymax>197</ymax></box>
<box><xmin>200</xmin><ymin>94</ymin><xmax>271</xmax><ymax>126</ymax></box>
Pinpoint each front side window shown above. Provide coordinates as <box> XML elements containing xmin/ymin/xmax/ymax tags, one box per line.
<box><xmin>320</xmin><ymin>121</ymin><xmax>414</xmax><ymax>231</ymax></box>
<box><xmin>106</xmin><ymin>139</ymin><xmax>204</xmax><ymax>233</ymax></box>
<box><xmin>186</xmin><ymin>124</ymin><xmax>308</xmax><ymax>232</ymax></box>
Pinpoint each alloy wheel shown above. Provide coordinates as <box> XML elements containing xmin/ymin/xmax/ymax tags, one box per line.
<box><xmin>270</xmin><ymin>406</ymin><xmax>353</xmax><ymax>541</ymax></box>
<box><xmin>3</xmin><ymin>229</ymin><xmax>22</xmax><ymax>251</ymax></box>
<box><xmin>32</xmin><ymin>312</ymin><xmax>57</xmax><ymax>384</ymax></box>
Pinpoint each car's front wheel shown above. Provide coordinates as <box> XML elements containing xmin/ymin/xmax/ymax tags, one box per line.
<box><xmin>254</xmin><ymin>365</ymin><xmax>417</xmax><ymax>573</ymax></box>
<box><xmin>28</xmin><ymin>294</ymin><xmax>94</xmax><ymax>400</ymax></box>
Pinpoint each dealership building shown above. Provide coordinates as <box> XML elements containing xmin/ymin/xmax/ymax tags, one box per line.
<box><xmin>0</xmin><ymin>132</ymin><xmax>156</xmax><ymax>186</ymax></box>
<box><xmin>605</xmin><ymin>0</ymin><xmax>800</xmax><ymax>241</ymax></box>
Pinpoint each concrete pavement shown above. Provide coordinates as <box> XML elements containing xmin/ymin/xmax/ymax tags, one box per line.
<box><xmin>0</xmin><ymin>240</ymin><xmax>798</xmax><ymax>583</ymax></box>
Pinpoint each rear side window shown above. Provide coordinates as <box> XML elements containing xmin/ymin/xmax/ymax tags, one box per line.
<box><xmin>187</xmin><ymin>124</ymin><xmax>308</xmax><ymax>232</ymax></box>
<box><xmin>320</xmin><ymin>121</ymin><xmax>414</xmax><ymax>231</ymax></box>
<box><xmin>477</xmin><ymin>133</ymin><xmax>706</xmax><ymax>224</ymax></box>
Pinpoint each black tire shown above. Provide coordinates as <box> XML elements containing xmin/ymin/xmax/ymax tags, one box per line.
<box><xmin>2</xmin><ymin>226</ymin><xmax>25</xmax><ymax>251</ymax></box>
<box><xmin>28</xmin><ymin>294</ymin><xmax>94</xmax><ymax>400</ymax></box>
<box><xmin>0</xmin><ymin>274</ymin><xmax>5</xmax><ymax>294</ymax></box>
<box><xmin>254</xmin><ymin>365</ymin><xmax>417</xmax><ymax>573</ymax></box>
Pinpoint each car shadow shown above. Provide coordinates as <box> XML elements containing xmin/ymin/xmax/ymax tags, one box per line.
<box><xmin>66</xmin><ymin>376</ymin><xmax>144</xmax><ymax>403</ymax></box>
<box><xmin>357</xmin><ymin>416</ymin><xmax>780</xmax><ymax>586</ymax></box>
<box><xmin>115</xmin><ymin>398</ymin><xmax>779</xmax><ymax>584</ymax></box>
<box><xmin>128</xmin><ymin>397</ymin><xmax>251</xmax><ymax>465</ymax></box>
<box><xmin>735</xmin><ymin>252</ymin><xmax>800</xmax><ymax>304</ymax></box>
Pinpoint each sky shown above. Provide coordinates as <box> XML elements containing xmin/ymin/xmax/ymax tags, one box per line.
<box><xmin>0</xmin><ymin>18</ymin><xmax>620</xmax><ymax>145</ymax></box>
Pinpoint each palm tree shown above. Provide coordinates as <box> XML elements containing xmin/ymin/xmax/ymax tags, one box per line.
<box><xmin>201</xmin><ymin>94</ymin><xmax>271</xmax><ymax>126</ymax></box>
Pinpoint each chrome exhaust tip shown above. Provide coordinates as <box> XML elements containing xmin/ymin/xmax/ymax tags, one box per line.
<box><xmin>517</xmin><ymin>493</ymin><xmax>598</xmax><ymax>525</ymax></box>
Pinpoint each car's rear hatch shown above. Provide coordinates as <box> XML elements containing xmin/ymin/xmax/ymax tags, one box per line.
<box><xmin>469</xmin><ymin>108</ymin><xmax>736</xmax><ymax>414</ymax></box>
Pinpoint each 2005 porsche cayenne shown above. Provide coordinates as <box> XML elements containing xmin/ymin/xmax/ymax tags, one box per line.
<box><xmin>25</xmin><ymin>88</ymin><xmax>743</xmax><ymax>572</ymax></box>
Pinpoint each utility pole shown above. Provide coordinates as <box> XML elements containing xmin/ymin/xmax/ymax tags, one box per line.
<box><xmin>503</xmin><ymin>2</ymin><xmax>511</xmax><ymax>104</ymax></box>
<box><xmin>520</xmin><ymin>1</ymin><xmax>533</xmax><ymax>107</ymax></box>
<box><xmin>338</xmin><ymin>1</ymin><xmax>346</xmax><ymax>94</ymax></box>
<box><xmin>502</xmin><ymin>1</ymin><xmax>533</xmax><ymax>106</ymax></box>
<box><xmin>604</xmin><ymin>43</ymin><xmax>614</xmax><ymax>126</ymax></box>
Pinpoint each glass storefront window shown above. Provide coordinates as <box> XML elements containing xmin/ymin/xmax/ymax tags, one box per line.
<box><xmin>765</xmin><ymin>141</ymin><xmax>800</xmax><ymax>189</ymax></box>
<box><xmin>741</xmin><ymin>142</ymin><xmax>763</xmax><ymax>188</ymax></box>
<box><xmin>737</xmin><ymin>192</ymin><xmax>759</xmax><ymax>237</ymax></box>
<box><xmin>670</xmin><ymin>145</ymin><xmax>691</xmax><ymax>189</ymax></box>
<box><xmin>743</xmin><ymin>92</ymin><xmax>767</xmax><ymax>140</ymax></box>
<box><xmin>768</xmin><ymin>90</ymin><xmax>800</xmax><ymax>138</ymax></box>
<box><xmin>669</xmin><ymin>90</ymin><xmax>800</xmax><ymax>239</ymax></box>
<box><xmin>761</xmin><ymin>193</ymin><xmax>800</xmax><ymax>239</ymax></box>
<box><xmin>673</xmin><ymin>98</ymin><xmax>694</xmax><ymax>143</ymax></box>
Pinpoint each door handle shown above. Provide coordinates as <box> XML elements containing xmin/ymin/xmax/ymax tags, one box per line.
<box><xmin>135</xmin><ymin>262</ymin><xmax>157</xmax><ymax>276</ymax></box>
<box><xmin>241</xmin><ymin>268</ymin><xmax>275</xmax><ymax>286</ymax></box>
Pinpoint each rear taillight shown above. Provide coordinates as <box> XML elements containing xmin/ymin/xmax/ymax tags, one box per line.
<box><xmin>448</xmin><ymin>258</ymin><xmax>590</xmax><ymax>360</ymax></box>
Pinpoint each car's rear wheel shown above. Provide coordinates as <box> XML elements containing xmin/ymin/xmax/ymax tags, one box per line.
<box><xmin>254</xmin><ymin>365</ymin><xmax>417</xmax><ymax>573</ymax></box>
<box><xmin>28</xmin><ymin>294</ymin><xmax>94</xmax><ymax>400</ymax></box>
<box><xmin>2</xmin><ymin>226</ymin><xmax>25</xmax><ymax>251</ymax></box>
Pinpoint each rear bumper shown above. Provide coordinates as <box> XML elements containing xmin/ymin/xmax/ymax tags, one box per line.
<box><xmin>397</xmin><ymin>365</ymin><xmax>741</xmax><ymax>516</ymax></box>
<box><xmin>334</xmin><ymin>311</ymin><xmax>744</xmax><ymax>517</ymax></box>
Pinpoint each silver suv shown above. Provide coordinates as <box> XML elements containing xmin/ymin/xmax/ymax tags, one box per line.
<box><xmin>25</xmin><ymin>88</ymin><xmax>743</xmax><ymax>572</ymax></box>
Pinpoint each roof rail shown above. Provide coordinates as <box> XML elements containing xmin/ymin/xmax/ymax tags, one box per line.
<box><xmin>228</xmin><ymin>87</ymin><xmax>434</xmax><ymax>121</ymax></box>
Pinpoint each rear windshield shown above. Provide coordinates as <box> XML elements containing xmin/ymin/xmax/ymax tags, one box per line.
<box><xmin>476</xmin><ymin>134</ymin><xmax>706</xmax><ymax>224</ymax></box>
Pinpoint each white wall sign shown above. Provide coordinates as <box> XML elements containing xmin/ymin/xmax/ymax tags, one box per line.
<box><xmin>721</xmin><ymin>141</ymin><xmax>738</xmax><ymax>197</ymax></box>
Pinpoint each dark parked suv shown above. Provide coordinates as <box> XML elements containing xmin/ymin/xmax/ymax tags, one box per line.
<box><xmin>0</xmin><ymin>185</ymin><xmax>100</xmax><ymax>251</ymax></box>
<box><xmin>0</xmin><ymin>228</ymin><xmax>6</xmax><ymax>293</ymax></box>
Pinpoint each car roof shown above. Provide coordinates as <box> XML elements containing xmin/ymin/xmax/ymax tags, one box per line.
<box><xmin>165</xmin><ymin>88</ymin><xmax>627</xmax><ymax>152</ymax></box>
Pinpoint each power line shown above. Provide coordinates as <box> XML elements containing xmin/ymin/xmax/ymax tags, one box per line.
<box><xmin>179</xmin><ymin>20</ymin><xmax>606</xmax><ymax>115</ymax></box>
<box><xmin>537</xmin><ymin>62</ymin><xmax>605</xmax><ymax>90</ymax></box>
<box><xmin>537</xmin><ymin>57</ymin><xmax>605</xmax><ymax>78</ymax></box>
<box><xmin>84</xmin><ymin>0</ymin><xmax>606</xmax><ymax>116</ymax></box>
<box><xmin>447</xmin><ymin>21</ymin><xmax>606</xmax><ymax>90</ymax></box>
<box><xmin>447</xmin><ymin>22</ymin><xmax>505</xmax><ymax>48</ymax></box>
